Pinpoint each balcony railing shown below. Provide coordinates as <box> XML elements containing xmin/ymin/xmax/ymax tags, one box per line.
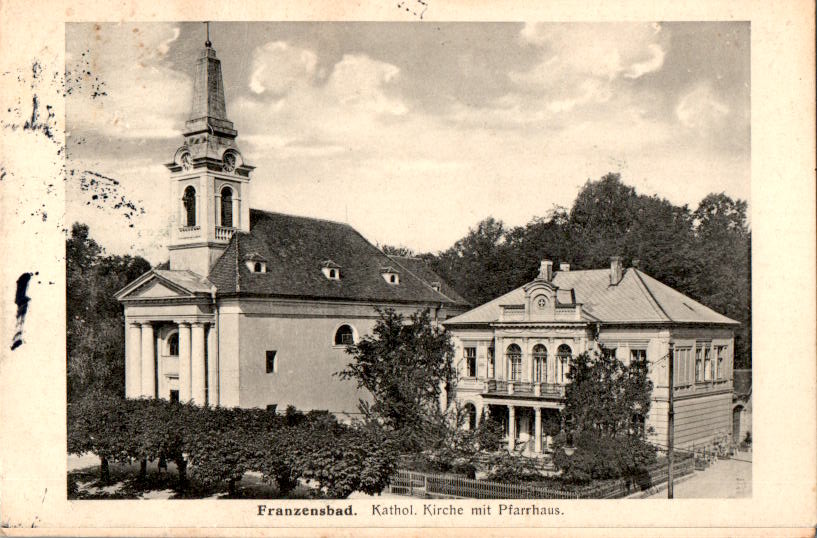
<box><xmin>215</xmin><ymin>226</ymin><xmax>236</xmax><ymax>241</ymax></box>
<box><xmin>483</xmin><ymin>379</ymin><xmax>565</xmax><ymax>398</ymax></box>
<box><xmin>178</xmin><ymin>225</ymin><xmax>200</xmax><ymax>239</ymax></box>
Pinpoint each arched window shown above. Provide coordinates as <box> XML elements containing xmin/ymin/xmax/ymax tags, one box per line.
<box><xmin>463</xmin><ymin>403</ymin><xmax>477</xmax><ymax>430</ymax></box>
<box><xmin>557</xmin><ymin>344</ymin><xmax>572</xmax><ymax>383</ymax></box>
<box><xmin>506</xmin><ymin>344</ymin><xmax>522</xmax><ymax>381</ymax></box>
<box><xmin>254</xmin><ymin>262</ymin><xmax>262</xmax><ymax>273</ymax></box>
<box><xmin>334</xmin><ymin>324</ymin><xmax>355</xmax><ymax>346</ymax></box>
<box><xmin>221</xmin><ymin>186</ymin><xmax>233</xmax><ymax>228</ymax></box>
<box><xmin>183</xmin><ymin>186</ymin><xmax>196</xmax><ymax>227</ymax></box>
<box><xmin>167</xmin><ymin>333</ymin><xmax>179</xmax><ymax>356</ymax></box>
<box><xmin>533</xmin><ymin>344</ymin><xmax>547</xmax><ymax>383</ymax></box>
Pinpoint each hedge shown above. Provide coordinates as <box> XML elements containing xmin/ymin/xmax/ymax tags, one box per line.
<box><xmin>67</xmin><ymin>391</ymin><xmax>398</xmax><ymax>498</ymax></box>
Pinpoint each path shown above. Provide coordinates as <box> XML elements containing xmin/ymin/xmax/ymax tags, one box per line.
<box><xmin>647</xmin><ymin>456</ymin><xmax>752</xmax><ymax>499</ymax></box>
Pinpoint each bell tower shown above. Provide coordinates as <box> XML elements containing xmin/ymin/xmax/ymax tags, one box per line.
<box><xmin>166</xmin><ymin>24</ymin><xmax>254</xmax><ymax>276</ymax></box>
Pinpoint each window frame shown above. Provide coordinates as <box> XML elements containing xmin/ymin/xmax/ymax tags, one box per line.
<box><xmin>333</xmin><ymin>324</ymin><xmax>356</xmax><ymax>347</ymax></box>
<box><xmin>167</xmin><ymin>332</ymin><xmax>179</xmax><ymax>357</ymax></box>
<box><xmin>265</xmin><ymin>350</ymin><xmax>278</xmax><ymax>374</ymax></box>
<box><xmin>532</xmin><ymin>344</ymin><xmax>547</xmax><ymax>383</ymax></box>
<box><xmin>182</xmin><ymin>186</ymin><xmax>197</xmax><ymax>227</ymax></box>
<box><xmin>556</xmin><ymin>344</ymin><xmax>572</xmax><ymax>384</ymax></box>
<box><xmin>220</xmin><ymin>186</ymin><xmax>234</xmax><ymax>228</ymax></box>
<box><xmin>464</xmin><ymin>346</ymin><xmax>477</xmax><ymax>378</ymax></box>
<box><xmin>506</xmin><ymin>344</ymin><xmax>522</xmax><ymax>382</ymax></box>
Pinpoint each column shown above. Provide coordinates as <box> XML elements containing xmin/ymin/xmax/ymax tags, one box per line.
<box><xmin>508</xmin><ymin>405</ymin><xmax>516</xmax><ymax>451</ymax></box>
<box><xmin>495</xmin><ymin>337</ymin><xmax>504</xmax><ymax>380</ymax></box>
<box><xmin>207</xmin><ymin>325</ymin><xmax>218</xmax><ymax>406</ymax></box>
<box><xmin>233</xmin><ymin>195</ymin><xmax>240</xmax><ymax>228</ymax></box>
<box><xmin>140</xmin><ymin>322</ymin><xmax>155</xmax><ymax>398</ymax></box>
<box><xmin>534</xmin><ymin>407</ymin><xmax>542</xmax><ymax>454</ymax></box>
<box><xmin>127</xmin><ymin>322</ymin><xmax>142</xmax><ymax>398</ymax></box>
<box><xmin>191</xmin><ymin>322</ymin><xmax>206</xmax><ymax>405</ymax></box>
<box><xmin>178</xmin><ymin>322</ymin><xmax>192</xmax><ymax>403</ymax></box>
<box><xmin>214</xmin><ymin>193</ymin><xmax>222</xmax><ymax>227</ymax></box>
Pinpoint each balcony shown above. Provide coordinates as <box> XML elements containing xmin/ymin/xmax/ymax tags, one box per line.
<box><xmin>215</xmin><ymin>226</ymin><xmax>236</xmax><ymax>241</ymax></box>
<box><xmin>483</xmin><ymin>379</ymin><xmax>565</xmax><ymax>399</ymax></box>
<box><xmin>178</xmin><ymin>225</ymin><xmax>200</xmax><ymax>239</ymax></box>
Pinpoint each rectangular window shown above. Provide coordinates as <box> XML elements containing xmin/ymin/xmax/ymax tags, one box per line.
<box><xmin>464</xmin><ymin>347</ymin><xmax>477</xmax><ymax>378</ymax></box>
<box><xmin>630</xmin><ymin>349</ymin><xmax>647</xmax><ymax>363</ymax></box>
<box><xmin>602</xmin><ymin>347</ymin><xmax>617</xmax><ymax>360</ymax></box>
<box><xmin>169</xmin><ymin>390</ymin><xmax>180</xmax><ymax>403</ymax></box>
<box><xmin>487</xmin><ymin>347</ymin><xmax>495</xmax><ymax>379</ymax></box>
<box><xmin>704</xmin><ymin>346</ymin><xmax>712</xmax><ymax>381</ymax></box>
<box><xmin>695</xmin><ymin>347</ymin><xmax>704</xmax><ymax>383</ymax></box>
<box><xmin>266</xmin><ymin>350</ymin><xmax>277</xmax><ymax>374</ymax></box>
<box><xmin>716</xmin><ymin>346</ymin><xmax>726</xmax><ymax>379</ymax></box>
<box><xmin>673</xmin><ymin>347</ymin><xmax>691</xmax><ymax>386</ymax></box>
<box><xmin>510</xmin><ymin>358</ymin><xmax>522</xmax><ymax>382</ymax></box>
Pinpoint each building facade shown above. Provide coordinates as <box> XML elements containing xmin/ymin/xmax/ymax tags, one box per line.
<box><xmin>444</xmin><ymin>258</ymin><xmax>738</xmax><ymax>454</ymax></box>
<box><xmin>115</xmin><ymin>38</ymin><xmax>468</xmax><ymax>416</ymax></box>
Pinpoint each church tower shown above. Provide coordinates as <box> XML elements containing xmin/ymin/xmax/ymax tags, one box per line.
<box><xmin>166</xmin><ymin>27</ymin><xmax>254</xmax><ymax>276</ymax></box>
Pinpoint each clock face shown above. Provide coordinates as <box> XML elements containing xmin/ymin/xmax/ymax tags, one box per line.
<box><xmin>223</xmin><ymin>152</ymin><xmax>237</xmax><ymax>172</ymax></box>
<box><xmin>180</xmin><ymin>152</ymin><xmax>192</xmax><ymax>171</ymax></box>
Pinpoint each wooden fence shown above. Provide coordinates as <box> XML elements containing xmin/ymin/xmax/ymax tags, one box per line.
<box><xmin>389</xmin><ymin>453</ymin><xmax>695</xmax><ymax>500</ymax></box>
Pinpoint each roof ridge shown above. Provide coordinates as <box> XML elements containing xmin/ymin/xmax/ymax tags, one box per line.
<box><xmin>250</xmin><ymin>207</ymin><xmax>355</xmax><ymax>230</ymax></box>
<box><xmin>631</xmin><ymin>268</ymin><xmax>672</xmax><ymax>322</ymax></box>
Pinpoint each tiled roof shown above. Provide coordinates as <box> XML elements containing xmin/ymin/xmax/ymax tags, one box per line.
<box><xmin>388</xmin><ymin>255</ymin><xmax>470</xmax><ymax>306</ymax></box>
<box><xmin>207</xmin><ymin>209</ymin><xmax>468</xmax><ymax>306</ymax></box>
<box><xmin>153</xmin><ymin>269</ymin><xmax>215</xmax><ymax>294</ymax></box>
<box><xmin>444</xmin><ymin>267</ymin><xmax>739</xmax><ymax>326</ymax></box>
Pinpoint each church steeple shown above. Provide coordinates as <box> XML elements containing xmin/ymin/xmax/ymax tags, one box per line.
<box><xmin>185</xmin><ymin>29</ymin><xmax>236</xmax><ymax>141</ymax></box>
<box><xmin>166</xmin><ymin>24</ymin><xmax>254</xmax><ymax>276</ymax></box>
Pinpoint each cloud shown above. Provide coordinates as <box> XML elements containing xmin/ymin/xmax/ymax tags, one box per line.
<box><xmin>513</xmin><ymin>23</ymin><xmax>668</xmax><ymax>112</ymax></box>
<box><xmin>675</xmin><ymin>83</ymin><xmax>730</xmax><ymax>131</ymax></box>
<box><xmin>325</xmin><ymin>54</ymin><xmax>407</xmax><ymax>116</ymax></box>
<box><xmin>66</xmin><ymin>23</ymin><xmax>190</xmax><ymax>139</ymax></box>
<box><xmin>248</xmin><ymin>41</ymin><xmax>318</xmax><ymax>95</ymax></box>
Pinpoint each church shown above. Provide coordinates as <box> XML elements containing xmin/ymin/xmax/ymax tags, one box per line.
<box><xmin>115</xmin><ymin>37</ymin><xmax>469</xmax><ymax>415</ymax></box>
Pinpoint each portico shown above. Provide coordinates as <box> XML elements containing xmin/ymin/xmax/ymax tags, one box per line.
<box><xmin>116</xmin><ymin>269</ymin><xmax>219</xmax><ymax>406</ymax></box>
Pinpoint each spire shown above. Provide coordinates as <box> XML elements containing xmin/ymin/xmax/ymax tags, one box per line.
<box><xmin>184</xmin><ymin>22</ymin><xmax>236</xmax><ymax>139</ymax></box>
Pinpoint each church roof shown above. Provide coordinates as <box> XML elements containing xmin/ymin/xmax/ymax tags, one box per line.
<box><xmin>207</xmin><ymin>209</ymin><xmax>468</xmax><ymax>306</ymax></box>
<box><xmin>444</xmin><ymin>267</ymin><xmax>739</xmax><ymax>326</ymax></box>
<box><xmin>387</xmin><ymin>255</ymin><xmax>469</xmax><ymax>306</ymax></box>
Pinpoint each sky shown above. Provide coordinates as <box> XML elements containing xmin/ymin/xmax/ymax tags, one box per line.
<box><xmin>65</xmin><ymin>22</ymin><xmax>750</xmax><ymax>263</ymax></box>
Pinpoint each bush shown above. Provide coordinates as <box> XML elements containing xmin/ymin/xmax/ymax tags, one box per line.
<box><xmin>67</xmin><ymin>396</ymin><xmax>398</xmax><ymax>498</ymax></box>
<box><xmin>551</xmin><ymin>431</ymin><xmax>656</xmax><ymax>484</ymax></box>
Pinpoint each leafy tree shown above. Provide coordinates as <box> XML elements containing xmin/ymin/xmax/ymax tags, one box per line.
<box><xmin>338</xmin><ymin>308</ymin><xmax>455</xmax><ymax>453</ymax></box>
<box><xmin>380</xmin><ymin>244</ymin><xmax>415</xmax><ymax>257</ymax></box>
<box><xmin>66</xmin><ymin>223</ymin><xmax>150</xmax><ymax>402</ymax></box>
<box><xmin>552</xmin><ymin>348</ymin><xmax>656</xmax><ymax>483</ymax></box>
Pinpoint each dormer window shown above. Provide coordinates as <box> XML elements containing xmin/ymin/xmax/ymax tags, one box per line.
<box><xmin>244</xmin><ymin>252</ymin><xmax>267</xmax><ymax>273</ymax></box>
<box><xmin>380</xmin><ymin>266</ymin><xmax>400</xmax><ymax>285</ymax></box>
<box><xmin>321</xmin><ymin>260</ymin><xmax>341</xmax><ymax>280</ymax></box>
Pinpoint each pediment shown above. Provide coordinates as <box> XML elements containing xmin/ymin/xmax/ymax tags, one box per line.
<box><xmin>116</xmin><ymin>270</ymin><xmax>204</xmax><ymax>302</ymax></box>
<box><xmin>132</xmin><ymin>279</ymin><xmax>191</xmax><ymax>299</ymax></box>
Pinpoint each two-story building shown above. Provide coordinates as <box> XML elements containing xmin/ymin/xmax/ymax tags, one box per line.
<box><xmin>444</xmin><ymin>258</ymin><xmax>738</xmax><ymax>454</ymax></box>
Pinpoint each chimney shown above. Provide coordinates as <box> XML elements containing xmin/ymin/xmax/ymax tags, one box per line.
<box><xmin>538</xmin><ymin>260</ymin><xmax>553</xmax><ymax>281</ymax></box>
<box><xmin>559</xmin><ymin>263</ymin><xmax>571</xmax><ymax>272</ymax></box>
<box><xmin>610</xmin><ymin>256</ymin><xmax>623</xmax><ymax>285</ymax></box>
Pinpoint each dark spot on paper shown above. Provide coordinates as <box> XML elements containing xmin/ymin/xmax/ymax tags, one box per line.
<box><xmin>11</xmin><ymin>272</ymin><xmax>36</xmax><ymax>351</ymax></box>
<box><xmin>397</xmin><ymin>0</ymin><xmax>428</xmax><ymax>19</ymax></box>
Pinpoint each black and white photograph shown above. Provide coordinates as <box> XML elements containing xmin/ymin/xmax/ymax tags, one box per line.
<box><xmin>61</xmin><ymin>19</ymin><xmax>754</xmax><ymax>501</ymax></box>
<box><xmin>0</xmin><ymin>1</ymin><xmax>814</xmax><ymax>535</ymax></box>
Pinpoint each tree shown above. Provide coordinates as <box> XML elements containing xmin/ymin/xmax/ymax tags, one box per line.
<box><xmin>337</xmin><ymin>308</ymin><xmax>455</xmax><ymax>453</ymax></box>
<box><xmin>552</xmin><ymin>348</ymin><xmax>656</xmax><ymax>483</ymax></box>
<box><xmin>380</xmin><ymin>244</ymin><xmax>415</xmax><ymax>257</ymax></box>
<box><xmin>66</xmin><ymin>223</ymin><xmax>150</xmax><ymax>402</ymax></box>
